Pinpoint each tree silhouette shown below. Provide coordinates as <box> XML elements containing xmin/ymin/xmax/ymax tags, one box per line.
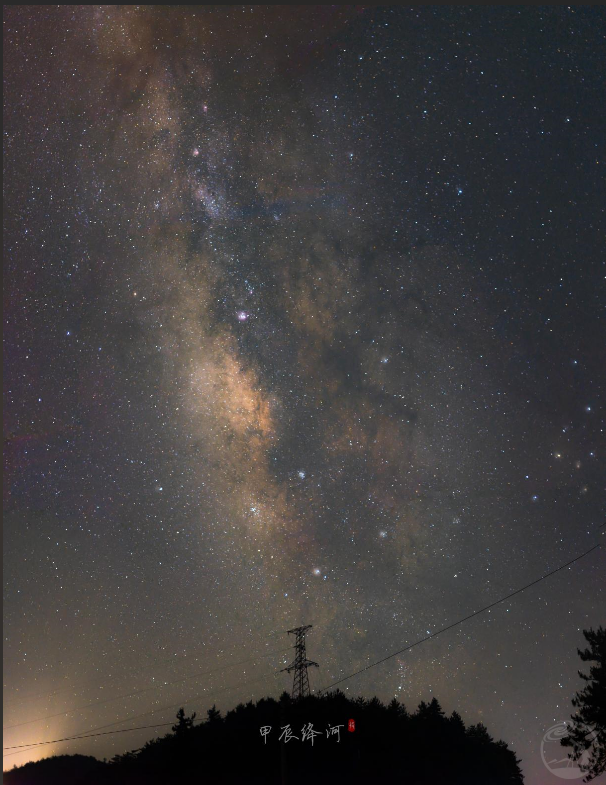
<box><xmin>5</xmin><ymin>692</ymin><xmax>525</xmax><ymax>785</ymax></box>
<box><xmin>206</xmin><ymin>703</ymin><xmax>222</xmax><ymax>725</ymax></box>
<box><xmin>561</xmin><ymin>626</ymin><xmax>606</xmax><ymax>780</ymax></box>
<box><xmin>386</xmin><ymin>696</ymin><xmax>408</xmax><ymax>719</ymax></box>
<box><xmin>172</xmin><ymin>707</ymin><xmax>197</xmax><ymax>735</ymax></box>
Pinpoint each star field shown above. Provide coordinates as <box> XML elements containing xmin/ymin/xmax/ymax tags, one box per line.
<box><xmin>3</xmin><ymin>7</ymin><xmax>605</xmax><ymax>783</ymax></box>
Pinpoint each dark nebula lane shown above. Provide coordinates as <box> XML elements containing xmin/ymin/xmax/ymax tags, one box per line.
<box><xmin>4</xmin><ymin>7</ymin><xmax>605</xmax><ymax>783</ymax></box>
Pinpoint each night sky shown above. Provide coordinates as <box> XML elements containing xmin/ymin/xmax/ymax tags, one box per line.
<box><xmin>3</xmin><ymin>6</ymin><xmax>605</xmax><ymax>783</ymax></box>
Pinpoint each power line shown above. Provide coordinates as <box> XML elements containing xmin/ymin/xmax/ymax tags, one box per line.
<box><xmin>3</xmin><ymin>646</ymin><xmax>292</xmax><ymax>731</ymax></box>
<box><xmin>3</xmin><ymin>720</ymin><xmax>195</xmax><ymax>753</ymax></box>
<box><xmin>6</xmin><ymin>530</ymin><xmax>603</xmax><ymax>756</ymax></box>
<box><xmin>4</xmin><ymin>637</ymin><xmax>291</xmax><ymax>706</ymax></box>
<box><xmin>55</xmin><ymin>668</ymin><xmax>282</xmax><ymax>741</ymax></box>
<box><xmin>318</xmin><ymin>542</ymin><xmax>602</xmax><ymax>695</ymax></box>
<box><xmin>3</xmin><ymin>668</ymin><xmax>284</xmax><ymax>753</ymax></box>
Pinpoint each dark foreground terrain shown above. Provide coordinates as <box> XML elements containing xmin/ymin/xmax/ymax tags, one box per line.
<box><xmin>4</xmin><ymin>692</ymin><xmax>524</xmax><ymax>784</ymax></box>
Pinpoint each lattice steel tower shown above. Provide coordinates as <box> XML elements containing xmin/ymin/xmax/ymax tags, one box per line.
<box><xmin>281</xmin><ymin>625</ymin><xmax>319</xmax><ymax>699</ymax></box>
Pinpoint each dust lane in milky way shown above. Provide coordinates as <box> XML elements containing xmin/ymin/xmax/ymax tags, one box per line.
<box><xmin>3</xmin><ymin>7</ymin><xmax>605</xmax><ymax>783</ymax></box>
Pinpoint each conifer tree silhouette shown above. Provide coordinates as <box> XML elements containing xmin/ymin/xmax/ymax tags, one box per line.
<box><xmin>561</xmin><ymin>626</ymin><xmax>606</xmax><ymax>780</ymax></box>
<box><xmin>172</xmin><ymin>707</ymin><xmax>196</xmax><ymax>735</ymax></box>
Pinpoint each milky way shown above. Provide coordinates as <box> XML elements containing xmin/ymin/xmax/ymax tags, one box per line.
<box><xmin>4</xmin><ymin>7</ymin><xmax>605</xmax><ymax>782</ymax></box>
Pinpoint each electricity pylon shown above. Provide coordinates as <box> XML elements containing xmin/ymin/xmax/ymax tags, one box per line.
<box><xmin>281</xmin><ymin>624</ymin><xmax>318</xmax><ymax>699</ymax></box>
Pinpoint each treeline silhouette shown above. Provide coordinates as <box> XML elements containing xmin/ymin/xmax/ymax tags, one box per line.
<box><xmin>4</xmin><ymin>692</ymin><xmax>524</xmax><ymax>784</ymax></box>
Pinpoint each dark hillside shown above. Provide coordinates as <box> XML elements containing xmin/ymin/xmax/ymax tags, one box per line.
<box><xmin>4</xmin><ymin>692</ymin><xmax>523</xmax><ymax>785</ymax></box>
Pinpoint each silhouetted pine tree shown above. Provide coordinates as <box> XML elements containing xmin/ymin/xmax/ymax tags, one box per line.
<box><xmin>171</xmin><ymin>706</ymin><xmax>197</xmax><ymax>735</ymax></box>
<box><xmin>561</xmin><ymin>626</ymin><xmax>606</xmax><ymax>780</ymax></box>
<box><xmin>206</xmin><ymin>703</ymin><xmax>222</xmax><ymax>724</ymax></box>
